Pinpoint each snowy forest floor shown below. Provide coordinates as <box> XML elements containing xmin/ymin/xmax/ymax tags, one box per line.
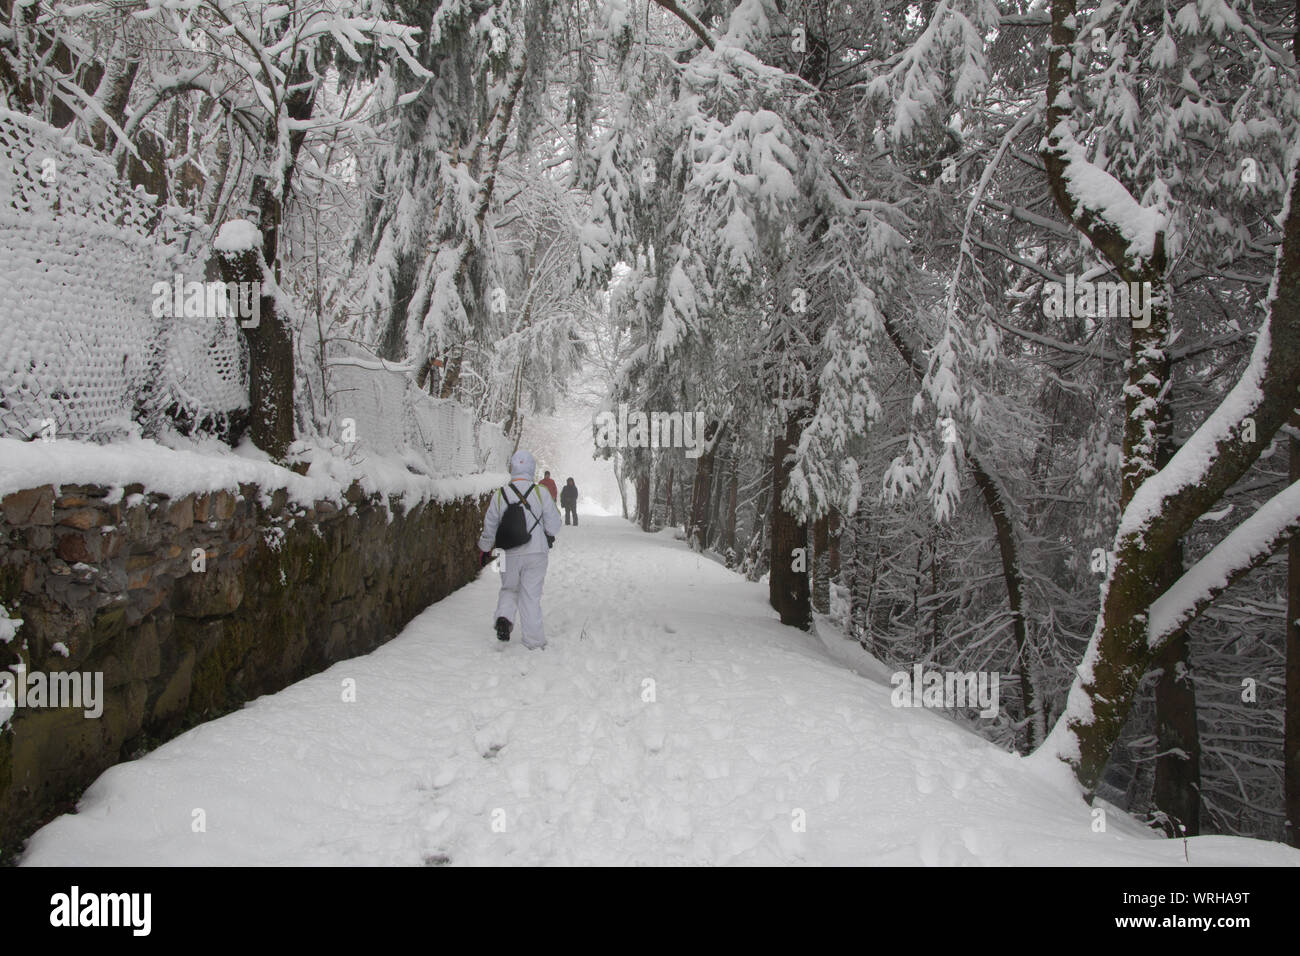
<box><xmin>19</xmin><ymin>516</ymin><xmax>1300</xmax><ymax>866</ymax></box>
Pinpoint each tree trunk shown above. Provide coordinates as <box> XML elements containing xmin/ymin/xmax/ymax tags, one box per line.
<box><xmin>1152</xmin><ymin>629</ymin><xmax>1200</xmax><ymax>836</ymax></box>
<box><xmin>744</xmin><ymin>461</ymin><xmax>771</xmax><ymax>578</ymax></box>
<box><xmin>217</xmin><ymin>242</ymin><xmax>293</xmax><ymax>460</ymax></box>
<box><xmin>770</xmin><ymin>413</ymin><xmax>811</xmax><ymax>629</ymax></box>
<box><xmin>90</xmin><ymin>51</ymin><xmax>138</xmax><ymax>151</ymax></box>
<box><xmin>913</xmin><ymin>541</ymin><xmax>924</xmax><ymax>650</ymax></box>
<box><xmin>828</xmin><ymin>512</ymin><xmax>841</xmax><ymax>583</ymax></box>
<box><xmin>653</xmin><ymin>461</ymin><xmax>666</xmax><ymax>526</ymax></box>
<box><xmin>969</xmin><ymin>457</ymin><xmax>1040</xmax><ymax>750</ymax></box>
<box><xmin>502</xmin><ymin>360</ymin><xmax>524</xmax><ymax>439</ymax></box>
<box><xmin>812</xmin><ymin>513</ymin><xmax>830</xmax><ymax>615</ymax></box>
<box><xmin>1151</xmin><ymin>403</ymin><xmax>1201</xmax><ymax>837</ymax></box>
<box><xmin>848</xmin><ymin>511</ymin><xmax>879</xmax><ymax>653</ymax></box>
<box><xmin>665</xmin><ymin>466</ymin><xmax>676</xmax><ymax>528</ymax></box>
<box><xmin>438</xmin><ymin>349</ymin><xmax>463</xmax><ymax>399</ymax></box>
<box><xmin>707</xmin><ymin>447</ymin><xmax>726</xmax><ymax>551</ymax></box>
<box><xmin>235</xmin><ymin>234</ymin><xmax>294</xmax><ymax>460</ymax></box>
<box><xmin>688</xmin><ymin>421</ymin><xmax>720</xmax><ymax>549</ymax></box>
<box><xmin>232</xmin><ymin>57</ymin><xmax>317</xmax><ymax>462</ymax></box>
<box><xmin>1287</xmin><ymin>410</ymin><xmax>1300</xmax><ymax>848</ymax></box>
<box><xmin>613</xmin><ymin>455</ymin><xmax>629</xmax><ymax>519</ymax></box>
<box><xmin>0</xmin><ymin>10</ymin><xmax>81</xmax><ymax>124</ymax></box>
<box><xmin>636</xmin><ymin>469</ymin><xmax>651</xmax><ymax>532</ymax></box>
<box><xmin>1031</xmin><ymin>0</ymin><xmax>1300</xmax><ymax>797</ymax></box>
<box><xmin>725</xmin><ymin>464</ymin><xmax>738</xmax><ymax>562</ymax></box>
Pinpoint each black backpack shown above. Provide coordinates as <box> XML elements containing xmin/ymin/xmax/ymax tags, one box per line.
<box><xmin>494</xmin><ymin>483</ymin><xmax>542</xmax><ymax>550</ymax></box>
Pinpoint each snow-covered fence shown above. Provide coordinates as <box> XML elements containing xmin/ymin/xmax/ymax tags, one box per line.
<box><xmin>326</xmin><ymin>344</ymin><xmax>513</xmax><ymax>477</ymax></box>
<box><xmin>0</xmin><ymin>107</ymin><xmax>247</xmax><ymax>441</ymax></box>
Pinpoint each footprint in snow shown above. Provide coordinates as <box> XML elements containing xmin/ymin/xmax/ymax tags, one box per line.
<box><xmin>914</xmin><ymin>765</ymin><xmax>937</xmax><ymax>795</ymax></box>
<box><xmin>641</xmin><ymin>708</ymin><xmax>666</xmax><ymax>753</ymax></box>
<box><xmin>824</xmin><ymin>772</ymin><xmax>843</xmax><ymax>801</ymax></box>
<box><xmin>507</xmin><ymin>761</ymin><xmax>531</xmax><ymax>797</ymax></box>
<box><xmin>542</xmin><ymin>761</ymin><xmax>573</xmax><ymax>791</ymax></box>
<box><xmin>704</xmin><ymin>720</ymin><xmax>732</xmax><ymax>741</ymax></box>
<box><xmin>474</xmin><ymin>714</ymin><xmax>514</xmax><ymax>757</ymax></box>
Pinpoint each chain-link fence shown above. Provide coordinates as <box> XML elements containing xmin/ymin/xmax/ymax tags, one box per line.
<box><xmin>0</xmin><ymin>107</ymin><xmax>246</xmax><ymax>442</ymax></box>
<box><xmin>325</xmin><ymin>344</ymin><xmax>514</xmax><ymax>476</ymax></box>
<box><xmin>1</xmin><ymin>108</ymin><xmax>510</xmax><ymax>476</ymax></box>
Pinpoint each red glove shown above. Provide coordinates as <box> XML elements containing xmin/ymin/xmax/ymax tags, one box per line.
<box><xmin>480</xmin><ymin>550</ymin><xmax>493</xmax><ymax>568</ymax></box>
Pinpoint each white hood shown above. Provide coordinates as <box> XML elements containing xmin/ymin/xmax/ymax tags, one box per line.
<box><xmin>509</xmin><ymin>449</ymin><xmax>537</xmax><ymax>480</ymax></box>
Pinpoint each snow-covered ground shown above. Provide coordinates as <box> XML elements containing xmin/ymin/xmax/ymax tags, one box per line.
<box><xmin>20</xmin><ymin>517</ymin><xmax>1299</xmax><ymax>866</ymax></box>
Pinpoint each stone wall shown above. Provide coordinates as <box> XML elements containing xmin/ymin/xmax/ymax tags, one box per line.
<box><xmin>0</xmin><ymin>479</ymin><xmax>488</xmax><ymax>858</ymax></box>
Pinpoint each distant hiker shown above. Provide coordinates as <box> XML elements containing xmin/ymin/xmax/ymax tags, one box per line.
<box><xmin>560</xmin><ymin>477</ymin><xmax>579</xmax><ymax>526</ymax></box>
<box><xmin>477</xmin><ymin>450</ymin><xmax>562</xmax><ymax>649</ymax></box>
<box><xmin>540</xmin><ymin>470</ymin><xmax>558</xmax><ymax>501</ymax></box>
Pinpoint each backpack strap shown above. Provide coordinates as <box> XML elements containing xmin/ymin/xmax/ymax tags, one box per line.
<box><xmin>508</xmin><ymin>483</ymin><xmax>544</xmax><ymax>536</ymax></box>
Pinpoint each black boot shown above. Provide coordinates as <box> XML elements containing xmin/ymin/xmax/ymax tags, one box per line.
<box><xmin>495</xmin><ymin>616</ymin><xmax>512</xmax><ymax>642</ymax></box>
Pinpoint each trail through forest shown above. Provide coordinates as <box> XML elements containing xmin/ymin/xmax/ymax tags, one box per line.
<box><xmin>20</xmin><ymin>518</ymin><xmax>1296</xmax><ymax>866</ymax></box>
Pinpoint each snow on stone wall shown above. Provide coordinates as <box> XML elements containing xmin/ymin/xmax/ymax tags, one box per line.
<box><xmin>0</xmin><ymin>108</ymin><xmax>246</xmax><ymax>441</ymax></box>
<box><xmin>325</xmin><ymin>344</ymin><xmax>513</xmax><ymax>478</ymax></box>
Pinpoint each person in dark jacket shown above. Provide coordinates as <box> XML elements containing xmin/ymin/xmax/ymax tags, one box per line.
<box><xmin>559</xmin><ymin>477</ymin><xmax>579</xmax><ymax>525</ymax></box>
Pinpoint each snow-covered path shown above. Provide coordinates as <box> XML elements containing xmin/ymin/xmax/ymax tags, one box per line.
<box><xmin>21</xmin><ymin>516</ymin><xmax>1299</xmax><ymax>865</ymax></box>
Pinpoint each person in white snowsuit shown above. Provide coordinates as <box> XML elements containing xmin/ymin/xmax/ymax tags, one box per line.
<box><xmin>477</xmin><ymin>450</ymin><xmax>562</xmax><ymax>649</ymax></box>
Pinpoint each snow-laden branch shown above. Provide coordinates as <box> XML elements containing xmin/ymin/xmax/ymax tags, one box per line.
<box><xmin>1040</xmin><ymin>0</ymin><xmax>1167</xmax><ymax>277</ymax></box>
<box><xmin>1116</xmin><ymin>151</ymin><xmax>1300</xmax><ymax>554</ymax></box>
<box><xmin>1147</xmin><ymin>477</ymin><xmax>1300</xmax><ymax>650</ymax></box>
<box><xmin>118</xmin><ymin>69</ymin><xmax>260</xmax><ymax>154</ymax></box>
<box><xmin>1043</xmin><ymin>123</ymin><xmax>1167</xmax><ymax>270</ymax></box>
<box><xmin>52</xmin><ymin>75</ymin><xmax>142</xmax><ymax>161</ymax></box>
<box><xmin>326</xmin><ymin>355</ymin><xmax>416</xmax><ymax>373</ymax></box>
<box><xmin>990</xmin><ymin>316</ymin><xmax>1124</xmax><ymax>362</ymax></box>
<box><xmin>944</xmin><ymin>106</ymin><xmax>1038</xmax><ymax>322</ymax></box>
<box><xmin>649</xmin><ymin>0</ymin><xmax>716</xmax><ymax>51</ymax></box>
<box><xmin>980</xmin><ymin>198</ymin><xmax>1076</xmax><ymax>240</ymax></box>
